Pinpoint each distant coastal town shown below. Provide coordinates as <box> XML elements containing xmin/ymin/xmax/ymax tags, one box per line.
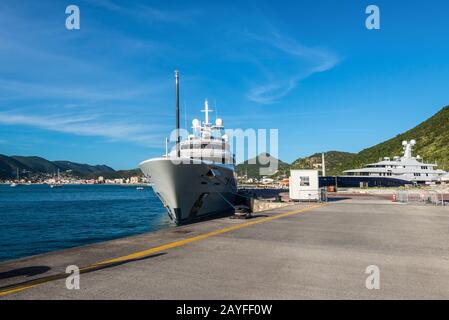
<box><xmin>0</xmin><ymin>170</ymin><xmax>287</xmax><ymax>187</ymax></box>
<box><xmin>0</xmin><ymin>171</ymin><xmax>148</xmax><ymax>185</ymax></box>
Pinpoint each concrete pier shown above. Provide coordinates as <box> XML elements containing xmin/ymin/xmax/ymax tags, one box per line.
<box><xmin>1</xmin><ymin>197</ymin><xmax>449</xmax><ymax>299</ymax></box>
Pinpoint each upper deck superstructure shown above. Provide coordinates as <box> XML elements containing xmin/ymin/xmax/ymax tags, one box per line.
<box><xmin>171</xmin><ymin>100</ymin><xmax>235</xmax><ymax>165</ymax></box>
<box><xmin>140</xmin><ymin>100</ymin><xmax>237</xmax><ymax>224</ymax></box>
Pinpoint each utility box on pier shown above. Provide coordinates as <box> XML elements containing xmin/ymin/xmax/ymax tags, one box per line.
<box><xmin>289</xmin><ymin>170</ymin><xmax>320</xmax><ymax>201</ymax></box>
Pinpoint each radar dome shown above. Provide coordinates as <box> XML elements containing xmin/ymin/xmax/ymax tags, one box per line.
<box><xmin>410</xmin><ymin>139</ymin><xmax>416</xmax><ymax>145</ymax></box>
<box><xmin>215</xmin><ymin>118</ymin><xmax>223</xmax><ymax>127</ymax></box>
<box><xmin>402</xmin><ymin>141</ymin><xmax>408</xmax><ymax>146</ymax></box>
<box><xmin>192</xmin><ymin>119</ymin><xmax>200</xmax><ymax>128</ymax></box>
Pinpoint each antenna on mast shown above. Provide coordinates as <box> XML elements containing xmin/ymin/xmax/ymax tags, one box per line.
<box><xmin>201</xmin><ymin>99</ymin><xmax>213</xmax><ymax>126</ymax></box>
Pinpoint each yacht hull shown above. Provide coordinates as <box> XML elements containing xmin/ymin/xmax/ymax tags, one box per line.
<box><xmin>139</xmin><ymin>158</ymin><xmax>237</xmax><ymax>225</ymax></box>
<box><xmin>320</xmin><ymin>176</ymin><xmax>413</xmax><ymax>188</ymax></box>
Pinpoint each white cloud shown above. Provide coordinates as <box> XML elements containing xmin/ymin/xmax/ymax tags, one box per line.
<box><xmin>0</xmin><ymin>4</ymin><xmax>174</xmax><ymax>150</ymax></box>
<box><xmin>0</xmin><ymin>79</ymin><xmax>166</xmax><ymax>102</ymax></box>
<box><xmin>0</xmin><ymin>112</ymin><xmax>167</xmax><ymax>147</ymax></box>
<box><xmin>245</xmin><ymin>32</ymin><xmax>339</xmax><ymax>104</ymax></box>
<box><xmin>87</xmin><ymin>0</ymin><xmax>199</xmax><ymax>24</ymax></box>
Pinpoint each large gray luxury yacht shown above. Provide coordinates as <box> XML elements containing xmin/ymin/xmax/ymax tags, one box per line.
<box><xmin>139</xmin><ymin>72</ymin><xmax>237</xmax><ymax>225</ymax></box>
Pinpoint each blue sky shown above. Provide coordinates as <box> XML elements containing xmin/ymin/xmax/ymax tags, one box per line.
<box><xmin>1</xmin><ymin>0</ymin><xmax>448</xmax><ymax>169</ymax></box>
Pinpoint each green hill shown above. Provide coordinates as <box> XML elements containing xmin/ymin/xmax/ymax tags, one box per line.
<box><xmin>236</xmin><ymin>153</ymin><xmax>289</xmax><ymax>178</ymax></box>
<box><xmin>11</xmin><ymin>156</ymin><xmax>59</xmax><ymax>173</ymax></box>
<box><xmin>0</xmin><ymin>155</ymin><xmax>26</xmax><ymax>179</ymax></box>
<box><xmin>290</xmin><ymin>151</ymin><xmax>357</xmax><ymax>176</ymax></box>
<box><xmin>289</xmin><ymin>105</ymin><xmax>449</xmax><ymax>175</ymax></box>
<box><xmin>348</xmin><ymin>105</ymin><xmax>449</xmax><ymax>171</ymax></box>
<box><xmin>53</xmin><ymin>161</ymin><xmax>114</xmax><ymax>175</ymax></box>
<box><xmin>0</xmin><ymin>155</ymin><xmax>115</xmax><ymax>179</ymax></box>
<box><xmin>236</xmin><ymin>105</ymin><xmax>449</xmax><ymax>178</ymax></box>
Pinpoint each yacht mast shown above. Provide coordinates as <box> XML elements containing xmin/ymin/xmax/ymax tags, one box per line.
<box><xmin>175</xmin><ymin>70</ymin><xmax>180</xmax><ymax>158</ymax></box>
<box><xmin>402</xmin><ymin>140</ymin><xmax>416</xmax><ymax>159</ymax></box>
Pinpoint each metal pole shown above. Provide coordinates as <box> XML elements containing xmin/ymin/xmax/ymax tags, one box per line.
<box><xmin>322</xmin><ymin>152</ymin><xmax>326</xmax><ymax>176</ymax></box>
<box><xmin>175</xmin><ymin>70</ymin><xmax>180</xmax><ymax>158</ymax></box>
<box><xmin>165</xmin><ymin>137</ymin><xmax>168</xmax><ymax>157</ymax></box>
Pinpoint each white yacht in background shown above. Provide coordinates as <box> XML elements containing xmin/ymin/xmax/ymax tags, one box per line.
<box><xmin>139</xmin><ymin>72</ymin><xmax>237</xmax><ymax>225</ymax></box>
<box><xmin>343</xmin><ymin>140</ymin><xmax>447</xmax><ymax>184</ymax></box>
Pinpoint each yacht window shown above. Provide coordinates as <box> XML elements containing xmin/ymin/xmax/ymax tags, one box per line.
<box><xmin>202</xmin><ymin>143</ymin><xmax>222</xmax><ymax>150</ymax></box>
<box><xmin>203</xmin><ymin>157</ymin><xmax>220</xmax><ymax>162</ymax></box>
<box><xmin>300</xmin><ymin>177</ymin><xmax>310</xmax><ymax>187</ymax></box>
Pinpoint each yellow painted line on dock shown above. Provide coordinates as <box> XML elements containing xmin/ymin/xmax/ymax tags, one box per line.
<box><xmin>0</xmin><ymin>203</ymin><xmax>325</xmax><ymax>297</ymax></box>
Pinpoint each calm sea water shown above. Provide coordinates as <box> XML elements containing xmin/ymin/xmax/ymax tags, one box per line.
<box><xmin>0</xmin><ymin>184</ymin><xmax>171</xmax><ymax>262</ymax></box>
